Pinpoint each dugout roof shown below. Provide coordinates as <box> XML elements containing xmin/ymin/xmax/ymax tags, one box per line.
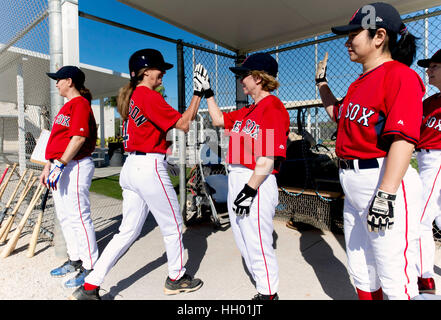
<box><xmin>0</xmin><ymin>45</ymin><xmax>129</xmax><ymax>106</ymax></box>
<box><xmin>118</xmin><ymin>0</ymin><xmax>440</xmax><ymax>53</ymax></box>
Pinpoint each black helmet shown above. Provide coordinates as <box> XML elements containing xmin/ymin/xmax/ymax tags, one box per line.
<box><xmin>128</xmin><ymin>48</ymin><xmax>173</xmax><ymax>80</ymax></box>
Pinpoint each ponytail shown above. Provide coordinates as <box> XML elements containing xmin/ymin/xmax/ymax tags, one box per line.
<box><xmin>116</xmin><ymin>67</ymin><xmax>148</xmax><ymax>120</ymax></box>
<box><xmin>78</xmin><ymin>87</ymin><xmax>93</xmax><ymax>105</ymax></box>
<box><xmin>368</xmin><ymin>26</ymin><xmax>418</xmax><ymax>67</ymax></box>
<box><xmin>117</xmin><ymin>82</ymin><xmax>135</xmax><ymax>120</ymax></box>
<box><xmin>390</xmin><ymin>30</ymin><xmax>417</xmax><ymax>67</ymax></box>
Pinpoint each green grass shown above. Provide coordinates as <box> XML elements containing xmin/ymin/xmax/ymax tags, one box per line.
<box><xmin>90</xmin><ymin>175</ymin><xmax>123</xmax><ymax>200</ymax></box>
<box><xmin>90</xmin><ymin>168</ymin><xmax>191</xmax><ymax>200</ymax></box>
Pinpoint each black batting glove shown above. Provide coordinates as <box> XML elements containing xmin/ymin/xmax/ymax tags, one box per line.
<box><xmin>367</xmin><ymin>189</ymin><xmax>396</xmax><ymax>232</ymax></box>
<box><xmin>233</xmin><ymin>184</ymin><xmax>257</xmax><ymax>217</ymax></box>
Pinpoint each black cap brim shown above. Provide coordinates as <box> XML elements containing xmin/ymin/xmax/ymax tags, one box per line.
<box><xmin>162</xmin><ymin>63</ymin><xmax>173</xmax><ymax>71</ymax></box>
<box><xmin>331</xmin><ymin>24</ymin><xmax>363</xmax><ymax>35</ymax></box>
<box><xmin>46</xmin><ymin>72</ymin><xmax>60</xmax><ymax>80</ymax></box>
<box><xmin>417</xmin><ymin>59</ymin><xmax>431</xmax><ymax>68</ymax></box>
<box><xmin>229</xmin><ymin>66</ymin><xmax>250</xmax><ymax>76</ymax></box>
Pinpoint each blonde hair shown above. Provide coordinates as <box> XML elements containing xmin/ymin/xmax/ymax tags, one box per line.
<box><xmin>117</xmin><ymin>67</ymin><xmax>147</xmax><ymax>120</ymax></box>
<box><xmin>250</xmin><ymin>70</ymin><xmax>280</xmax><ymax>92</ymax></box>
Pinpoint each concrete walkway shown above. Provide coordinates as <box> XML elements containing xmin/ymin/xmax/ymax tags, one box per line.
<box><xmin>0</xmin><ymin>164</ymin><xmax>440</xmax><ymax>301</ymax></box>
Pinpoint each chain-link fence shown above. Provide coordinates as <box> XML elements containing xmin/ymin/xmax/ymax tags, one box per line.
<box><xmin>179</xmin><ymin>6</ymin><xmax>441</xmax><ymax>240</ymax></box>
<box><xmin>0</xmin><ymin>0</ymin><xmax>55</xmax><ymax>248</ymax></box>
<box><xmin>2</xmin><ymin>1</ymin><xmax>441</xmax><ymax>249</ymax></box>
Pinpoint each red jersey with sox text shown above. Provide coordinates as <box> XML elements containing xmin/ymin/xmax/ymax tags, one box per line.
<box><xmin>417</xmin><ymin>93</ymin><xmax>441</xmax><ymax>150</ymax></box>
<box><xmin>122</xmin><ymin>86</ymin><xmax>182</xmax><ymax>154</ymax></box>
<box><xmin>45</xmin><ymin>96</ymin><xmax>97</xmax><ymax>161</ymax></box>
<box><xmin>223</xmin><ymin>95</ymin><xmax>290</xmax><ymax>174</ymax></box>
<box><xmin>333</xmin><ymin>61</ymin><xmax>425</xmax><ymax>159</ymax></box>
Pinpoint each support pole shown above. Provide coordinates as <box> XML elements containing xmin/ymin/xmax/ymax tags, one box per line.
<box><xmin>177</xmin><ymin>41</ymin><xmax>186</xmax><ymax>215</ymax></box>
<box><xmin>17</xmin><ymin>60</ymin><xmax>26</xmax><ymax>175</ymax></box>
<box><xmin>48</xmin><ymin>0</ymin><xmax>66</xmax><ymax>258</ymax></box>
<box><xmin>235</xmin><ymin>54</ymin><xmax>248</xmax><ymax>110</ymax></box>
<box><xmin>48</xmin><ymin>0</ymin><xmax>64</xmax><ymax>119</ymax></box>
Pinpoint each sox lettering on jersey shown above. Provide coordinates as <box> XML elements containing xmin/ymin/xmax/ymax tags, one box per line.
<box><xmin>424</xmin><ymin>116</ymin><xmax>441</xmax><ymax>132</ymax></box>
<box><xmin>339</xmin><ymin>102</ymin><xmax>375</xmax><ymax>127</ymax></box>
<box><xmin>54</xmin><ymin>114</ymin><xmax>71</xmax><ymax>127</ymax></box>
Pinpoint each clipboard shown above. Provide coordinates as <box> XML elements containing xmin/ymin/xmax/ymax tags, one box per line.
<box><xmin>30</xmin><ymin>129</ymin><xmax>50</xmax><ymax>166</ymax></box>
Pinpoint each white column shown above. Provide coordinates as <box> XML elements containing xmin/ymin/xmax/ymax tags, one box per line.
<box><xmin>100</xmin><ymin>97</ymin><xmax>105</xmax><ymax>149</ymax></box>
<box><xmin>17</xmin><ymin>61</ymin><xmax>26</xmax><ymax>175</ymax></box>
<box><xmin>61</xmin><ymin>0</ymin><xmax>79</xmax><ymax>66</ymax></box>
<box><xmin>48</xmin><ymin>0</ymin><xmax>64</xmax><ymax>119</ymax></box>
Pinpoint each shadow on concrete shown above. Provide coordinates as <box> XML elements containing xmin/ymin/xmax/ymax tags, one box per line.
<box><xmin>97</xmin><ymin>214</ymin><xmax>228</xmax><ymax>300</ymax></box>
<box><xmin>293</xmin><ymin>222</ymin><xmax>356</xmax><ymax>300</ymax></box>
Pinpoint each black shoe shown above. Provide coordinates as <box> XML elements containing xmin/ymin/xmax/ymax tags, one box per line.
<box><xmin>164</xmin><ymin>274</ymin><xmax>203</xmax><ymax>295</ymax></box>
<box><xmin>69</xmin><ymin>285</ymin><xmax>101</xmax><ymax>300</ymax></box>
<box><xmin>252</xmin><ymin>292</ymin><xmax>279</xmax><ymax>300</ymax></box>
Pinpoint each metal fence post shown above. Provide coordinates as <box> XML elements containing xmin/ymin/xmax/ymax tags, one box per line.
<box><xmin>177</xmin><ymin>40</ymin><xmax>187</xmax><ymax>216</ymax></box>
<box><xmin>235</xmin><ymin>54</ymin><xmax>248</xmax><ymax>110</ymax></box>
<box><xmin>16</xmin><ymin>60</ymin><xmax>26</xmax><ymax>175</ymax></box>
<box><xmin>48</xmin><ymin>0</ymin><xmax>67</xmax><ymax>258</ymax></box>
<box><xmin>48</xmin><ymin>0</ymin><xmax>64</xmax><ymax>120</ymax></box>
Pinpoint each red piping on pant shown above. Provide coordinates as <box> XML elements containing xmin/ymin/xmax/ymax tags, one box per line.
<box><xmin>155</xmin><ymin>159</ymin><xmax>183</xmax><ymax>281</ymax></box>
<box><xmin>418</xmin><ymin>163</ymin><xmax>441</xmax><ymax>277</ymax></box>
<box><xmin>76</xmin><ymin>160</ymin><xmax>94</xmax><ymax>269</ymax></box>
<box><xmin>257</xmin><ymin>188</ymin><xmax>272</xmax><ymax>295</ymax></box>
<box><xmin>401</xmin><ymin>181</ymin><xmax>411</xmax><ymax>300</ymax></box>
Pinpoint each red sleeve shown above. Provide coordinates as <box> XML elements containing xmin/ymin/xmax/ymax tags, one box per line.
<box><xmin>144</xmin><ymin>91</ymin><xmax>182</xmax><ymax>132</ymax></box>
<box><xmin>382</xmin><ymin>67</ymin><xmax>425</xmax><ymax>144</ymax></box>
<box><xmin>259</xmin><ymin>101</ymin><xmax>290</xmax><ymax>159</ymax></box>
<box><xmin>223</xmin><ymin>109</ymin><xmax>243</xmax><ymax>130</ymax></box>
<box><xmin>69</xmin><ymin>98</ymin><xmax>92</xmax><ymax>138</ymax></box>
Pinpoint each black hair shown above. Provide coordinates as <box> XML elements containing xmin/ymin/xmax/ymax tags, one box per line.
<box><xmin>368</xmin><ymin>28</ymin><xmax>418</xmax><ymax>67</ymax></box>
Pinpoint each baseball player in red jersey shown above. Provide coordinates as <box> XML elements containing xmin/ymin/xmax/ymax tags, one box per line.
<box><xmin>415</xmin><ymin>50</ymin><xmax>441</xmax><ymax>295</ymax></box>
<box><xmin>70</xmin><ymin>49</ymin><xmax>203</xmax><ymax>300</ymax></box>
<box><xmin>316</xmin><ymin>2</ymin><xmax>425</xmax><ymax>300</ymax></box>
<box><xmin>39</xmin><ymin>66</ymin><xmax>99</xmax><ymax>288</ymax></box>
<box><xmin>194</xmin><ymin>52</ymin><xmax>290</xmax><ymax>300</ymax></box>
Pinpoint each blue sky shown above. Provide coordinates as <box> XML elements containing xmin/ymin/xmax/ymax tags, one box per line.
<box><xmin>78</xmin><ymin>0</ymin><xmax>214</xmax><ymax>109</ymax></box>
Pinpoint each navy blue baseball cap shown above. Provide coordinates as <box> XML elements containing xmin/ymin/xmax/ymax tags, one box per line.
<box><xmin>331</xmin><ymin>2</ymin><xmax>406</xmax><ymax>35</ymax></box>
<box><xmin>46</xmin><ymin>65</ymin><xmax>85</xmax><ymax>86</ymax></box>
<box><xmin>128</xmin><ymin>48</ymin><xmax>173</xmax><ymax>80</ymax></box>
<box><xmin>230</xmin><ymin>52</ymin><xmax>278</xmax><ymax>78</ymax></box>
<box><xmin>417</xmin><ymin>50</ymin><xmax>441</xmax><ymax>68</ymax></box>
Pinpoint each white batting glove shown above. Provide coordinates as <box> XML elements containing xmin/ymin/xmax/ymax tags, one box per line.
<box><xmin>315</xmin><ymin>52</ymin><xmax>328</xmax><ymax>85</ymax></box>
<box><xmin>193</xmin><ymin>65</ymin><xmax>204</xmax><ymax>97</ymax></box>
<box><xmin>367</xmin><ymin>189</ymin><xmax>396</xmax><ymax>232</ymax></box>
<box><xmin>233</xmin><ymin>184</ymin><xmax>257</xmax><ymax>217</ymax></box>
<box><xmin>194</xmin><ymin>63</ymin><xmax>214</xmax><ymax>98</ymax></box>
<box><xmin>47</xmin><ymin>159</ymin><xmax>65</xmax><ymax>190</ymax></box>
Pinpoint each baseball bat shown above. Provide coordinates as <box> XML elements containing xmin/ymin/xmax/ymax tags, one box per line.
<box><xmin>0</xmin><ymin>165</ymin><xmax>10</xmax><ymax>187</ymax></box>
<box><xmin>0</xmin><ymin>175</ymin><xmax>36</xmax><ymax>243</ymax></box>
<box><xmin>0</xmin><ymin>184</ymin><xmax>45</xmax><ymax>258</ymax></box>
<box><xmin>0</xmin><ymin>163</ymin><xmax>17</xmax><ymax>201</ymax></box>
<box><xmin>0</xmin><ymin>169</ymin><xmax>28</xmax><ymax>225</ymax></box>
<box><xmin>26</xmin><ymin>188</ymin><xmax>50</xmax><ymax>258</ymax></box>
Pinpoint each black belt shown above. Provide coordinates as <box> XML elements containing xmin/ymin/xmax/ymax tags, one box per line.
<box><xmin>415</xmin><ymin>148</ymin><xmax>430</xmax><ymax>153</ymax></box>
<box><xmin>339</xmin><ymin>158</ymin><xmax>379</xmax><ymax>170</ymax></box>
<box><xmin>132</xmin><ymin>151</ymin><xmax>166</xmax><ymax>159</ymax></box>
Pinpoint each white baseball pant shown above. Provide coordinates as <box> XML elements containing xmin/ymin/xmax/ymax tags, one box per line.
<box><xmin>339</xmin><ymin>157</ymin><xmax>421</xmax><ymax>300</ymax></box>
<box><xmin>51</xmin><ymin>157</ymin><xmax>98</xmax><ymax>270</ymax></box>
<box><xmin>227</xmin><ymin>164</ymin><xmax>279</xmax><ymax>296</ymax></box>
<box><xmin>85</xmin><ymin>153</ymin><xmax>186</xmax><ymax>286</ymax></box>
<box><xmin>416</xmin><ymin>149</ymin><xmax>441</xmax><ymax>279</ymax></box>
